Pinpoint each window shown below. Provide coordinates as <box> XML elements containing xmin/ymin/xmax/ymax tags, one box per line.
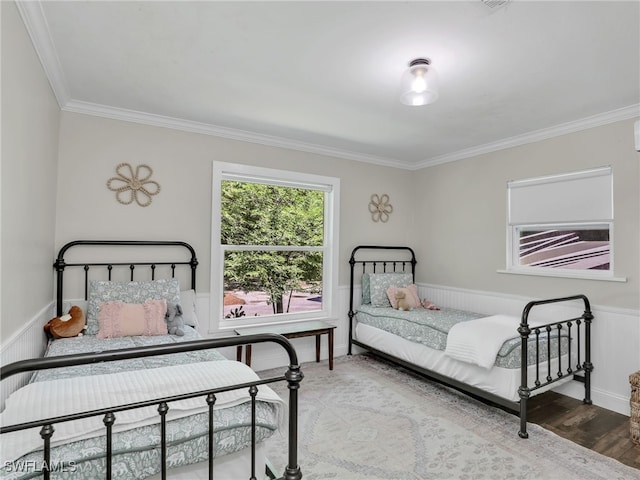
<box><xmin>514</xmin><ymin>225</ymin><xmax>610</xmax><ymax>269</ymax></box>
<box><xmin>505</xmin><ymin>166</ymin><xmax>617</xmax><ymax>280</ymax></box>
<box><xmin>211</xmin><ymin>162</ymin><xmax>340</xmax><ymax>331</ymax></box>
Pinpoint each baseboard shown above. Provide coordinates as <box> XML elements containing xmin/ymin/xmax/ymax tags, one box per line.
<box><xmin>553</xmin><ymin>381</ymin><xmax>631</xmax><ymax>416</ymax></box>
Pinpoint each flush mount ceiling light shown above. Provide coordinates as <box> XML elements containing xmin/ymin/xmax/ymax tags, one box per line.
<box><xmin>400</xmin><ymin>58</ymin><xmax>439</xmax><ymax>106</ymax></box>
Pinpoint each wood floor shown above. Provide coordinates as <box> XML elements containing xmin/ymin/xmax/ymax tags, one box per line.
<box><xmin>528</xmin><ymin>391</ymin><xmax>640</xmax><ymax>470</ymax></box>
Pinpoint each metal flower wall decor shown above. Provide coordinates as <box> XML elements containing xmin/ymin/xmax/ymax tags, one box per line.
<box><xmin>368</xmin><ymin>193</ymin><xmax>393</xmax><ymax>223</ymax></box>
<box><xmin>107</xmin><ymin>163</ymin><xmax>161</xmax><ymax>207</ymax></box>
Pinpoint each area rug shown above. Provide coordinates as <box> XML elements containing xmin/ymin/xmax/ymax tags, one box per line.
<box><xmin>260</xmin><ymin>354</ymin><xmax>639</xmax><ymax>480</ymax></box>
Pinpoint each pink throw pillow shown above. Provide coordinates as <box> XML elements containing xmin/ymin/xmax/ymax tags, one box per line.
<box><xmin>97</xmin><ymin>299</ymin><xmax>168</xmax><ymax>339</ymax></box>
<box><xmin>386</xmin><ymin>284</ymin><xmax>421</xmax><ymax>309</ymax></box>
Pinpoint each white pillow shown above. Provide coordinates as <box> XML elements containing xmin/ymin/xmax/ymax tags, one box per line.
<box><xmin>179</xmin><ymin>289</ymin><xmax>199</xmax><ymax>327</ymax></box>
<box><xmin>61</xmin><ymin>299</ymin><xmax>88</xmax><ymax>316</ymax></box>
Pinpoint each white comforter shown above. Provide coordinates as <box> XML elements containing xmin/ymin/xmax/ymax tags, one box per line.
<box><xmin>0</xmin><ymin>360</ymin><xmax>284</xmax><ymax>463</ymax></box>
<box><xmin>444</xmin><ymin>314</ymin><xmax>525</xmax><ymax>369</ymax></box>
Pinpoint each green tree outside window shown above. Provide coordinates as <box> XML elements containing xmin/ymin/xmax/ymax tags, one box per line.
<box><xmin>221</xmin><ymin>181</ymin><xmax>324</xmax><ymax>315</ymax></box>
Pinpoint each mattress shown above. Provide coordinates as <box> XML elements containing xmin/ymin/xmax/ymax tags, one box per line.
<box><xmin>32</xmin><ymin>326</ymin><xmax>223</xmax><ymax>382</ymax></box>
<box><xmin>355</xmin><ymin>305</ymin><xmax>569</xmax><ymax>369</ymax></box>
<box><xmin>355</xmin><ymin>322</ymin><xmax>573</xmax><ymax>402</ymax></box>
<box><xmin>0</xmin><ymin>327</ymin><xmax>282</xmax><ymax>480</ymax></box>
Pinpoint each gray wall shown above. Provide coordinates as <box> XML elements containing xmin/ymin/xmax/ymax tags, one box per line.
<box><xmin>1</xmin><ymin>1</ymin><xmax>60</xmax><ymax>342</ymax></box>
<box><xmin>54</xmin><ymin>112</ymin><xmax>416</xmax><ymax>294</ymax></box>
<box><xmin>55</xmin><ymin>112</ymin><xmax>640</xmax><ymax>313</ymax></box>
<box><xmin>2</xmin><ymin>0</ymin><xmax>638</xmax><ymax>345</ymax></box>
<box><xmin>411</xmin><ymin>119</ymin><xmax>639</xmax><ymax>310</ymax></box>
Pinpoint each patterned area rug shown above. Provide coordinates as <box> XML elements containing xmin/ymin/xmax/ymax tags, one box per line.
<box><xmin>261</xmin><ymin>354</ymin><xmax>639</xmax><ymax>480</ymax></box>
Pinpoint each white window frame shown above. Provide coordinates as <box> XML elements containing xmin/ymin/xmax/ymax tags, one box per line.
<box><xmin>502</xmin><ymin>166</ymin><xmax>625</xmax><ymax>282</ymax></box>
<box><xmin>210</xmin><ymin>161</ymin><xmax>340</xmax><ymax>332</ymax></box>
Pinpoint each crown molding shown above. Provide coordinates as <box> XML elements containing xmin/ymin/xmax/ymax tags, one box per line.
<box><xmin>63</xmin><ymin>100</ymin><xmax>412</xmax><ymax>169</ymax></box>
<box><xmin>63</xmin><ymin>100</ymin><xmax>640</xmax><ymax>172</ymax></box>
<box><xmin>15</xmin><ymin>0</ymin><xmax>69</xmax><ymax>107</ymax></box>
<box><xmin>16</xmin><ymin>0</ymin><xmax>410</xmax><ymax>168</ymax></box>
<box><xmin>415</xmin><ymin>104</ymin><xmax>640</xmax><ymax>169</ymax></box>
<box><xmin>18</xmin><ymin>1</ymin><xmax>639</xmax><ymax>171</ymax></box>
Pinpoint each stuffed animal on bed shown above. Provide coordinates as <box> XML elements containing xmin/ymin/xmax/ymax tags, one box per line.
<box><xmin>395</xmin><ymin>290</ymin><xmax>413</xmax><ymax>311</ymax></box>
<box><xmin>421</xmin><ymin>299</ymin><xmax>441</xmax><ymax>310</ymax></box>
<box><xmin>44</xmin><ymin>305</ymin><xmax>86</xmax><ymax>339</ymax></box>
<box><xmin>165</xmin><ymin>302</ymin><xmax>185</xmax><ymax>336</ymax></box>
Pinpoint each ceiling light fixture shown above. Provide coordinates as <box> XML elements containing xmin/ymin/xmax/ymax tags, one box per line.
<box><xmin>400</xmin><ymin>58</ymin><xmax>439</xmax><ymax>106</ymax></box>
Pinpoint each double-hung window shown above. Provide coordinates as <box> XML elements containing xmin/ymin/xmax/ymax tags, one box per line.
<box><xmin>505</xmin><ymin>166</ymin><xmax>619</xmax><ymax>280</ymax></box>
<box><xmin>211</xmin><ymin>162</ymin><xmax>340</xmax><ymax>331</ymax></box>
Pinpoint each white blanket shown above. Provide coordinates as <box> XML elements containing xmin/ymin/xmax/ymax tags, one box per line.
<box><xmin>444</xmin><ymin>314</ymin><xmax>524</xmax><ymax>369</ymax></box>
<box><xmin>0</xmin><ymin>360</ymin><xmax>284</xmax><ymax>463</ymax></box>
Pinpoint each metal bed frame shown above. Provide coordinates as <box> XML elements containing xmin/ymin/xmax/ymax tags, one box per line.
<box><xmin>1</xmin><ymin>240</ymin><xmax>303</xmax><ymax>480</ymax></box>
<box><xmin>347</xmin><ymin>245</ymin><xmax>593</xmax><ymax>438</ymax></box>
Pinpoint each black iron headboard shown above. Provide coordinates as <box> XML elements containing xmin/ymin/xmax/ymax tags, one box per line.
<box><xmin>53</xmin><ymin>240</ymin><xmax>198</xmax><ymax>316</ymax></box>
<box><xmin>348</xmin><ymin>245</ymin><xmax>416</xmax><ymax>354</ymax></box>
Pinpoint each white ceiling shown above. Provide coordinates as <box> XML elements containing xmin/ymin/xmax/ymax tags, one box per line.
<box><xmin>18</xmin><ymin>1</ymin><xmax>640</xmax><ymax>169</ymax></box>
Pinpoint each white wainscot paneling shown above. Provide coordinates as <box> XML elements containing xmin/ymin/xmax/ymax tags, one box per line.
<box><xmin>551</xmin><ymin>306</ymin><xmax>639</xmax><ymax>416</ymax></box>
<box><xmin>419</xmin><ymin>283</ymin><xmax>639</xmax><ymax>416</ymax></box>
<box><xmin>195</xmin><ymin>287</ymin><xmax>638</xmax><ymax>416</ymax></box>
<box><xmin>0</xmin><ymin>302</ymin><xmax>53</xmax><ymax>410</ymax></box>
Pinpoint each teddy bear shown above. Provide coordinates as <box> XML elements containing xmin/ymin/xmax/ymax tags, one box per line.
<box><xmin>44</xmin><ymin>305</ymin><xmax>86</xmax><ymax>339</ymax></box>
<box><xmin>165</xmin><ymin>302</ymin><xmax>185</xmax><ymax>336</ymax></box>
<box><xmin>395</xmin><ymin>290</ymin><xmax>413</xmax><ymax>311</ymax></box>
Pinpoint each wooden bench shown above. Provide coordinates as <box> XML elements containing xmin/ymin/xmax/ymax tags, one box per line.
<box><xmin>235</xmin><ymin>320</ymin><xmax>336</xmax><ymax>370</ymax></box>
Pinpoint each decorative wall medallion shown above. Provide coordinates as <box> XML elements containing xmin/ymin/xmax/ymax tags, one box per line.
<box><xmin>107</xmin><ymin>163</ymin><xmax>161</xmax><ymax>207</ymax></box>
<box><xmin>368</xmin><ymin>193</ymin><xmax>393</xmax><ymax>223</ymax></box>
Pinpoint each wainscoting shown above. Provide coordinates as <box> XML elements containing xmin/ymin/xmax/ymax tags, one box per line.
<box><xmin>0</xmin><ymin>301</ymin><xmax>53</xmax><ymax>410</ymax></box>
<box><xmin>3</xmin><ymin>286</ymin><xmax>637</xmax><ymax>417</ymax></box>
<box><xmin>416</xmin><ymin>283</ymin><xmax>639</xmax><ymax>416</ymax></box>
<box><xmin>204</xmin><ymin>285</ymin><xmax>637</xmax><ymax>416</ymax></box>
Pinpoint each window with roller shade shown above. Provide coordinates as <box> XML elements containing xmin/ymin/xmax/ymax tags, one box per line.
<box><xmin>506</xmin><ymin>166</ymin><xmax>614</xmax><ymax>279</ymax></box>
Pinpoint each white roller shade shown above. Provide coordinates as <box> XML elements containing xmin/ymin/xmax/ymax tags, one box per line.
<box><xmin>508</xmin><ymin>167</ymin><xmax>612</xmax><ymax>225</ymax></box>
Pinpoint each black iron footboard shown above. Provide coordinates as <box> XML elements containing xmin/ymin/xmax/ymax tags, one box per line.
<box><xmin>1</xmin><ymin>334</ymin><xmax>303</xmax><ymax>480</ymax></box>
<box><xmin>517</xmin><ymin>294</ymin><xmax>593</xmax><ymax>438</ymax></box>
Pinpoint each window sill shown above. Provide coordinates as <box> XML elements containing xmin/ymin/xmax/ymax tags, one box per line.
<box><xmin>497</xmin><ymin>268</ymin><xmax>627</xmax><ymax>283</ymax></box>
<box><xmin>212</xmin><ymin>313</ymin><xmax>337</xmax><ymax>335</ymax></box>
